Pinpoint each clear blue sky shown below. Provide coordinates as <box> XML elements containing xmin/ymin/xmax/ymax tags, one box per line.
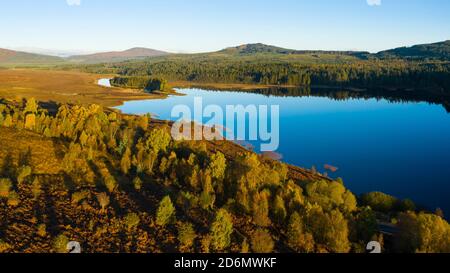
<box><xmin>0</xmin><ymin>0</ymin><xmax>449</xmax><ymax>53</ymax></box>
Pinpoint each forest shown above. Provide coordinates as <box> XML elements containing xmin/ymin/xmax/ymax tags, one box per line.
<box><xmin>0</xmin><ymin>97</ymin><xmax>449</xmax><ymax>253</ymax></box>
<box><xmin>110</xmin><ymin>76</ymin><xmax>169</xmax><ymax>92</ymax></box>
<box><xmin>61</xmin><ymin>55</ymin><xmax>450</xmax><ymax>92</ymax></box>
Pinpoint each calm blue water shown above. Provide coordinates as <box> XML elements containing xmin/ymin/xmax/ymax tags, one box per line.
<box><xmin>116</xmin><ymin>88</ymin><xmax>450</xmax><ymax>214</ymax></box>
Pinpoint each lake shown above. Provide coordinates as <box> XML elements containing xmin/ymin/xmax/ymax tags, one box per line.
<box><xmin>116</xmin><ymin>86</ymin><xmax>450</xmax><ymax>214</ymax></box>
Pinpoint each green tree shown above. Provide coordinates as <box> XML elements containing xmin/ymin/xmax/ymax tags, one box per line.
<box><xmin>395</xmin><ymin>212</ymin><xmax>450</xmax><ymax>253</ymax></box>
<box><xmin>305</xmin><ymin>205</ymin><xmax>351</xmax><ymax>253</ymax></box>
<box><xmin>250</xmin><ymin>229</ymin><xmax>274</xmax><ymax>253</ymax></box>
<box><xmin>287</xmin><ymin>212</ymin><xmax>315</xmax><ymax>253</ymax></box>
<box><xmin>272</xmin><ymin>194</ymin><xmax>287</xmax><ymax>224</ymax></box>
<box><xmin>121</xmin><ymin>147</ymin><xmax>132</xmax><ymax>175</ymax></box>
<box><xmin>177</xmin><ymin>222</ymin><xmax>197</xmax><ymax>251</ymax></box>
<box><xmin>360</xmin><ymin>192</ymin><xmax>398</xmax><ymax>212</ymax></box>
<box><xmin>209</xmin><ymin>152</ymin><xmax>226</xmax><ymax>180</ymax></box>
<box><xmin>199</xmin><ymin>171</ymin><xmax>215</xmax><ymax>210</ymax></box>
<box><xmin>252</xmin><ymin>190</ymin><xmax>271</xmax><ymax>227</ymax></box>
<box><xmin>146</xmin><ymin>129</ymin><xmax>171</xmax><ymax>154</ymax></box>
<box><xmin>305</xmin><ymin>180</ymin><xmax>357</xmax><ymax>212</ymax></box>
<box><xmin>156</xmin><ymin>196</ymin><xmax>176</xmax><ymax>226</ymax></box>
<box><xmin>104</xmin><ymin>175</ymin><xmax>118</xmax><ymax>193</ymax></box>
<box><xmin>210</xmin><ymin>209</ymin><xmax>234</xmax><ymax>251</ymax></box>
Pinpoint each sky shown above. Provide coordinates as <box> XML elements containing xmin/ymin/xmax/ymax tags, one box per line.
<box><xmin>0</xmin><ymin>0</ymin><xmax>449</xmax><ymax>54</ymax></box>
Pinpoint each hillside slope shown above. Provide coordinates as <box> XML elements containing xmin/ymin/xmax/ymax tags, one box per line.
<box><xmin>376</xmin><ymin>40</ymin><xmax>450</xmax><ymax>60</ymax></box>
<box><xmin>68</xmin><ymin>47</ymin><xmax>169</xmax><ymax>64</ymax></box>
<box><xmin>0</xmin><ymin>48</ymin><xmax>64</xmax><ymax>65</ymax></box>
<box><xmin>1</xmin><ymin>98</ymin><xmax>449</xmax><ymax>253</ymax></box>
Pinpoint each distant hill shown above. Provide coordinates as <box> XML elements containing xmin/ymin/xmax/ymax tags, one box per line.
<box><xmin>219</xmin><ymin>43</ymin><xmax>369</xmax><ymax>59</ymax></box>
<box><xmin>220</xmin><ymin>43</ymin><xmax>296</xmax><ymax>55</ymax></box>
<box><xmin>0</xmin><ymin>48</ymin><xmax>64</xmax><ymax>65</ymax></box>
<box><xmin>376</xmin><ymin>40</ymin><xmax>450</xmax><ymax>60</ymax></box>
<box><xmin>68</xmin><ymin>47</ymin><xmax>170</xmax><ymax>64</ymax></box>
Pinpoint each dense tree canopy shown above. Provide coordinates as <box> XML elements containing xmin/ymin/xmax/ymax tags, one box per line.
<box><xmin>0</xmin><ymin>97</ymin><xmax>448</xmax><ymax>253</ymax></box>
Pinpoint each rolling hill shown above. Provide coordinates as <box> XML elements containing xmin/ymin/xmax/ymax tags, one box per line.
<box><xmin>219</xmin><ymin>43</ymin><xmax>369</xmax><ymax>59</ymax></box>
<box><xmin>67</xmin><ymin>47</ymin><xmax>170</xmax><ymax>64</ymax></box>
<box><xmin>376</xmin><ymin>40</ymin><xmax>450</xmax><ymax>60</ymax></box>
<box><xmin>219</xmin><ymin>43</ymin><xmax>296</xmax><ymax>55</ymax></box>
<box><xmin>0</xmin><ymin>48</ymin><xmax>64</xmax><ymax>65</ymax></box>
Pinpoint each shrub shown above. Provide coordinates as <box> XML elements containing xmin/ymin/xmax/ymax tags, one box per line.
<box><xmin>37</xmin><ymin>224</ymin><xmax>47</xmax><ymax>237</ymax></box>
<box><xmin>210</xmin><ymin>209</ymin><xmax>234</xmax><ymax>251</ymax></box>
<box><xmin>156</xmin><ymin>196</ymin><xmax>176</xmax><ymax>226</ymax></box>
<box><xmin>124</xmin><ymin>213</ymin><xmax>140</xmax><ymax>230</ymax></box>
<box><xmin>71</xmin><ymin>190</ymin><xmax>90</xmax><ymax>205</ymax></box>
<box><xmin>241</xmin><ymin>238</ymin><xmax>250</xmax><ymax>253</ymax></box>
<box><xmin>0</xmin><ymin>239</ymin><xmax>11</xmax><ymax>253</ymax></box>
<box><xmin>7</xmin><ymin>191</ymin><xmax>20</xmax><ymax>207</ymax></box>
<box><xmin>53</xmin><ymin>234</ymin><xmax>69</xmax><ymax>253</ymax></box>
<box><xmin>96</xmin><ymin>192</ymin><xmax>110</xmax><ymax>212</ymax></box>
<box><xmin>250</xmin><ymin>229</ymin><xmax>274</xmax><ymax>253</ymax></box>
<box><xmin>133</xmin><ymin>177</ymin><xmax>143</xmax><ymax>191</ymax></box>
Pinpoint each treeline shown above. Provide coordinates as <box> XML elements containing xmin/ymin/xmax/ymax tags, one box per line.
<box><xmin>66</xmin><ymin>58</ymin><xmax>450</xmax><ymax>91</ymax></box>
<box><xmin>110</xmin><ymin>76</ymin><xmax>169</xmax><ymax>92</ymax></box>
<box><xmin>1</xmin><ymin>98</ymin><xmax>449</xmax><ymax>253</ymax></box>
